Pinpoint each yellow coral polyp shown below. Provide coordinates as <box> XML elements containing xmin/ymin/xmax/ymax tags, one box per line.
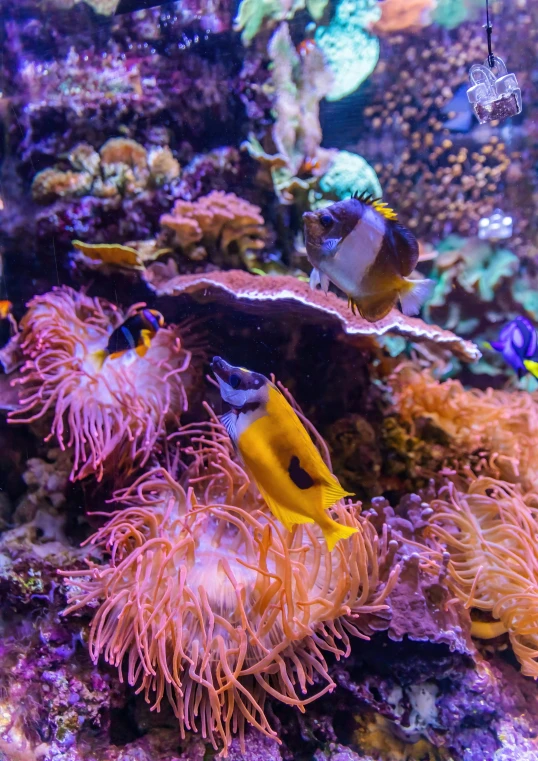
<box><xmin>62</xmin><ymin>419</ymin><xmax>399</xmax><ymax>755</ymax></box>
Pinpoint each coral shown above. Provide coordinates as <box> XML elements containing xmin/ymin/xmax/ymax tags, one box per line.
<box><xmin>392</xmin><ymin>365</ymin><xmax>538</xmax><ymax>493</ymax></box>
<box><xmin>44</xmin><ymin>0</ymin><xmax>120</xmax><ymax>12</ymax></box>
<box><xmin>71</xmin><ymin>241</ymin><xmax>145</xmax><ymax>271</ymax></box>
<box><xmin>31</xmin><ymin>138</ymin><xmax>178</xmax><ymax>205</ymax></box>
<box><xmin>9</xmin><ymin>286</ymin><xmax>193</xmax><ymax>481</ymax></box>
<box><xmin>269</xmin><ymin>24</ymin><xmax>333</xmax><ymax>174</ymax></box>
<box><xmin>317</xmin><ymin>150</ymin><xmax>381</xmax><ymax>202</ymax></box>
<box><xmin>159</xmin><ymin>190</ymin><xmax>266</xmax><ymax>269</ymax></box>
<box><xmin>15</xmin><ymin>448</ymin><xmax>72</xmax><ymax>524</ymax></box>
<box><xmin>31</xmin><ymin>168</ymin><xmax>94</xmax><ymax>202</ymax></box>
<box><xmin>315</xmin><ymin>0</ymin><xmax>380</xmax><ymax>101</ymax></box>
<box><xmin>430</xmin><ymin>476</ymin><xmax>538</xmax><ymax>677</ymax></box>
<box><xmin>433</xmin><ymin>0</ymin><xmax>482</xmax><ymax>29</ymax></box>
<box><xmin>234</xmin><ymin>0</ymin><xmax>329</xmax><ymax>44</ymax></box>
<box><xmin>142</xmin><ymin>268</ymin><xmax>481</xmax><ymax>362</ymax></box>
<box><xmin>423</xmin><ymin>235</ymin><xmax>519</xmax><ymax>334</ymax></box>
<box><xmin>243</xmin><ymin>24</ymin><xmax>333</xmax><ymax>204</ymax></box>
<box><xmin>370</xmin><ymin>0</ymin><xmax>435</xmax><ymax>34</ymax></box>
<box><xmin>62</xmin><ymin>414</ymin><xmax>399</xmax><ymax>754</ymax></box>
<box><xmin>148</xmin><ymin>146</ymin><xmax>181</xmax><ymax>186</ymax></box>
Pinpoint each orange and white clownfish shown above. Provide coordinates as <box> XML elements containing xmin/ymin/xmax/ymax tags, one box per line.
<box><xmin>303</xmin><ymin>192</ymin><xmax>434</xmax><ymax>322</ymax></box>
<box><xmin>211</xmin><ymin>356</ymin><xmax>357</xmax><ymax>551</ymax></box>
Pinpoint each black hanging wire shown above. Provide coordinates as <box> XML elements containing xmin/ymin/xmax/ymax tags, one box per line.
<box><xmin>485</xmin><ymin>0</ymin><xmax>495</xmax><ymax>68</ymax></box>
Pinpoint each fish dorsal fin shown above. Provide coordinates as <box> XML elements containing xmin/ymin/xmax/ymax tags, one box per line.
<box><xmin>352</xmin><ymin>191</ymin><xmax>398</xmax><ymax>222</ymax></box>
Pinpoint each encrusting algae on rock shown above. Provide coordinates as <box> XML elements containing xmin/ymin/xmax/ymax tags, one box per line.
<box><xmin>61</xmin><ymin>406</ymin><xmax>400</xmax><ymax>755</ymax></box>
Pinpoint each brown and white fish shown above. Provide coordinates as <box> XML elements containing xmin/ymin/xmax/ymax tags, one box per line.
<box><xmin>303</xmin><ymin>193</ymin><xmax>434</xmax><ymax>322</ymax></box>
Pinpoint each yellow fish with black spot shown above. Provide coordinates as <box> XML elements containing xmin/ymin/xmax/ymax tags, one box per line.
<box><xmin>211</xmin><ymin>357</ymin><xmax>357</xmax><ymax>551</ymax></box>
<box><xmin>303</xmin><ymin>192</ymin><xmax>434</xmax><ymax>322</ymax></box>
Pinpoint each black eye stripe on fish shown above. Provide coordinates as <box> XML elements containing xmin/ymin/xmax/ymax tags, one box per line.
<box><xmin>288</xmin><ymin>455</ymin><xmax>315</xmax><ymax>490</ymax></box>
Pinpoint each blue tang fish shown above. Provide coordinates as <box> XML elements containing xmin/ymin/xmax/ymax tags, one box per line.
<box><xmin>485</xmin><ymin>316</ymin><xmax>538</xmax><ymax>378</ymax></box>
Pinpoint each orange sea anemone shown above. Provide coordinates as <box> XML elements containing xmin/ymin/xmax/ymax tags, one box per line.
<box><xmin>429</xmin><ymin>475</ymin><xmax>538</xmax><ymax>677</ymax></box>
<box><xmin>392</xmin><ymin>365</ymin><xmax>538</xmax><ymax>492</ymax></box>
<box><xmin>10</xmin><ymin>286</ymin><xmax>193</xmax><ymax>481</ymax></box>
<box><xmin>62</xmin><ymin>412</ymin><xmax>400</xmax><ymax>754</ymax></box>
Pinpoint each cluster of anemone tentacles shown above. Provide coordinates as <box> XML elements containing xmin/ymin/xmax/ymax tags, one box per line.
<box><xmin>9</xmin><ymin>286</ymin><xmax>193</xmax><ymax>481</ymax></box>
<box><xmin>392</xmin><ymin>365</ymin><xmax>538</xmax><ymax>677</ymax></box>
<box><xmin>62</xmin><ymin>407</ymin><xmax>400</xmax><ymax>754</ymax></box>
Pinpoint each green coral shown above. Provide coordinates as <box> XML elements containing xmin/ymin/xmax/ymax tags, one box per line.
<box><xmin>318</xmin><ymin>149</ymin><xmax>382</xmax><ymax>200</ymax></box>
<box><xmin>234</xmin><ymin>0</ymin><xmax>329</xmax><ymax>44</ymax></box>
<box><xmin>427</xmin><ymin>235</ymin><xmax>519</xmax><ymax>306</ymax></box>
<box><xmin>315</xmin><ymin>0</ymin><xmax>380</xmax><ymax>101</ymax></box>
<box><xmin>433</xmin><ymin>0</ymin><xmax>482</xmax><ymax>29</ymax></box>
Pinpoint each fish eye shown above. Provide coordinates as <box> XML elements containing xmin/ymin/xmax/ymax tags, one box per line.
<box><xmin>319</xmin><ymin>213</ymin><xmax>333</xmax><ymax>229</ymax></box>
<box><xmin>229</xmin><ymin>373</ymin><xmax>241</xmax><ymax>389</ymax></box>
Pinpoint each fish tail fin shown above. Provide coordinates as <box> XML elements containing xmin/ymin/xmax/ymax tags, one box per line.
<box><xmin>322</xmin><ymin>518</ymin><xmax>358</xmax><ymax>552</ymax></box>
<box><xmin>523</xmin><ymin>359</ymin><xmax>538</xmax><ymax>379</ymax></box>
<box><xmin>321</xmin><ymin>479</ymin><xmax>354</xmax><ymax>511</ymax></box>
<box><xmin>399</xmin><ymin>278</ymin><xmax>435</xmax><ymax>316</ymax></box>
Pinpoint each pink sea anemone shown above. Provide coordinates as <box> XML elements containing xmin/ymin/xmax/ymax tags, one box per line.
<box><xmin>10</xmin><ymin>286</ymin><xmax>193</xmax><ymax>481</ymax></box>
<box><xmin>62</xmin><ymin>407</ymin><xmax>400</xmax><ymax>754</ymax></box>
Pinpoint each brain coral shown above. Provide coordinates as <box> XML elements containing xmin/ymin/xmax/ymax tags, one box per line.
<box><xmin>62</xmin><ymin>409</ymin><xmax>400</xmax><ymax>754</ymax></box>
<box><xmin>10</xmin><ymin>286</ymin><xmax>193</xmax><ymax>481</ymax></box>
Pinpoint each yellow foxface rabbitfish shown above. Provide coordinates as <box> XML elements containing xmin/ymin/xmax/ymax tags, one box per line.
<box><xmin>211</xmin><ymin>356</ymin><xmax>357</xmax><ymax>551</ymax></box>
<box><xmin>303</xmin><ymin>192</ymin><xmax>434</xmax><ymax>322</ymax></box>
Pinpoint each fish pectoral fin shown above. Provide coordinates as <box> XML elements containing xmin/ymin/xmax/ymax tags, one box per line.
<box><xmin>322</xmin><ymin>518</ymin><xmax>358</xmax><ymax>552</ymax></box>
<box><xmin>309</xmin><ymin>267</ymin><xmax>321</xmax><ymax>291</ymax></box>
<box><xmin>399</xmin><ymin>278</ymin><xmax>434</xmax><ymax>316</ymax></box>
<box><xmin>321</xmin><ymin>479</ymin><xmax>353</xmax><ymax>511</ymax></box>
<box><xmin>257</xmin><ymin>485</ymin><xmax>314</xmax><ymax>532</ymax></box>
<box><xmin>524</xmin><ymin>359</ymin><xmax>538</xmax><ymax>378</ymax></box>
<box><xmin>220</xmin><ymin>411</ymin><xmax>238</xmax><ymax>446</ymax></box>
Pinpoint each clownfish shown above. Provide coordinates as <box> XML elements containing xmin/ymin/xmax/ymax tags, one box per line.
<box><xmin>93</xmin><ymin>308</ymin><xmax>164</xmax><ymax>366</ymax></box>
<box><xmin>303</xmin><ymin>192</ymin><xmax>434</xmax><ymax>322</ymax></box>
<box><xmin>483</xmin><ymin>316</ymin><xmax>538</xmax><ymax>379</ymax></box>
<box><xmin>0</xmin><ymin>301</ymin><xmax>13</xmax><ymax>320</ymax></box>
<box><xmin>211</xmin><ymin>356</ymin><xmax>357</xmax><ymax>551</ymax></box>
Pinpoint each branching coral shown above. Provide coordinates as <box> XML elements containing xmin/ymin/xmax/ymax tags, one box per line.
<box><xmin>62</xmin><ymin>413</ymin><xmax>399</xmax><ymax>754</ymax></box>
<box><xmin>9</xmin><ymin>286</ymin><xmax>193</xmax><ymax>481</ymax></box>
<box><xmin>31</xmin><ymin>139</ymin><xmax>180</xmax><ymax>203</ymax></box>
<box><xmin>392</xmin><ymin>366</ymin><xmax>538</xmax><ymax>492</ymax></box>
<box><xmin>429</xmin><ymin>476</ymin><xmax>538</xmax><ymax>677</ymax></box>
<box><xmin>159</xmin><ymin>190</ymin><xmax>266</xmax><ymax>268</ymax></box>
<box><xmin>243</xmin><ymin>23</ymin><xmax>333</xmax><ymax>204</ymax></box>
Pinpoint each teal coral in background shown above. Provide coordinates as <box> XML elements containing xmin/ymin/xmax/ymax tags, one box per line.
<box><xmin>318</xmin><ymin>150</ymin><xmax>382</xmax><ymax>200</ymax></box>
<box><xmin>315</xmin><ymin>0</ymin><xmax>380</xmax><ymax>101</ymax></box>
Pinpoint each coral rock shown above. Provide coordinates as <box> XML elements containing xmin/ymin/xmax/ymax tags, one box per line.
<box><xmin>143</xmin><ymin>268</ymin><xmax>481</xmax><ymax>362</ymax></box>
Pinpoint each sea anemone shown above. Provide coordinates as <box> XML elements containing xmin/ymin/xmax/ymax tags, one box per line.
<box><xmin>9</xmin><ymin>286</ymin><xmax>193</xmax><ymax>481</ymax></box>
<box><xmin>62</xmin><ymin>406</ymin><xmax>400</xmax><ymax>754</ymax></box>
<box><xmin>429</xmin><ymin>475</ymin><xmax>538</xmax><ymax>677</ymax></box>
<box><xmin>392</xmin><ymin>365</ymin><xmax>538</xmax><ymax>491</ymax></box>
